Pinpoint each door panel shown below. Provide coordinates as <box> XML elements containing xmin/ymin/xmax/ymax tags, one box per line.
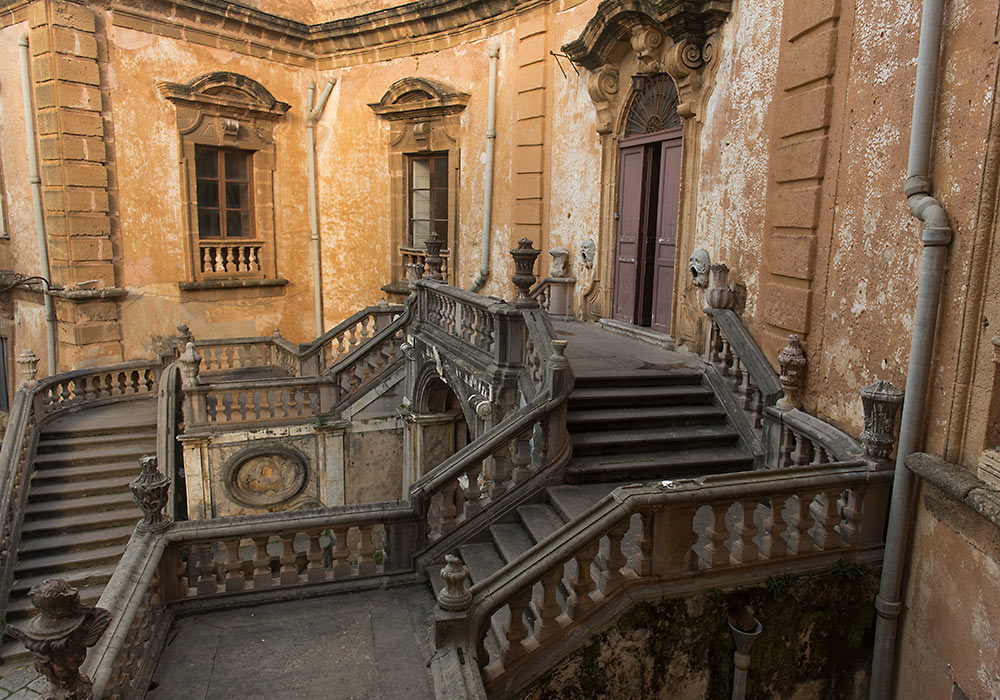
<box><xmin>612</xmin><ymin>146</ymin><xmax>646</xmax><ymax>324</ymax></box>
<box><xmin>651</xmin><ymin>135</ymin><xmax>682</xmax><ymax>334</ymax></box>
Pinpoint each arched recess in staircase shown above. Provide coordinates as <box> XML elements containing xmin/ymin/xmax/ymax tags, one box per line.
<box><xmin>403</xmin><ymin>372</ymin><xmax>472</xmax><ymax>496</ymax></box>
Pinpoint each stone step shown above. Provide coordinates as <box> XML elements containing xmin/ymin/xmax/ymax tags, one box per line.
<box><xmin>14</xmin><ymin>543</ymin><xmax>128</xmax><ymax>577</ymax></box>
<box><xmin>35</xmin><ymin>430</ymin><xmax>158</xmax><ymax>453</ymax></box>
<box><xmin>516</xmin><ymin>503</ymin><xmax>566</xmax><ymax>546</ymax></box>
<box><xmin>11</xmin><ymin>563</ymin><xmax>118</xmax><ymax>599</ymax></box>
<box><xmin>19</xmin><ymin>507</ymin><xmax>141</xmax><ymax>538</ymax></box>
<box><xmin>457</xmin><ymin>542</ymin><xmax>505</xmax><ymax>586</ymax></box>
<box><xmin>567</xmin><ymin>446</ymin><xmax>754</xmax><ymax>483</ymax></box>
<box><xmin>18</xmin><ymin>524</ymin><xmax>135</xmax><ymax>557</ymax></box>
<box><xmin>568</xmin><ymin>384</ymin><xmax>714</xmax><ymax>409</ymax></box>
<box><xmin>33</xmin><ymin>443</ymin><xmax>156</xmax><ymax>469</ymax></box>
<box><xmin>4</xmin><ymin>581</ymin><xmax>104</xmax><ymax>620</ymax></box>
<box><xmin>572</xmin><ymin>368</ymin><xmax>703</xmax><ymax>388</ymax></box>
<box><xmin>40</xmin><ymin>401</ymin><xmax>156</xmax><ymax>440</ymax></box>
<box><xmin>30</xmin><ymin>460</ymin><xmax>143</xmax><ymax>485</ymax></box>
<box><xmin>566</xmin><ymin>404</ymin><xmax>726</xmax><ymax>432</ymax></box>
<box><xmin>489</xmin><ymin>523</ymin><xmax>535</xmax><ymax>565</ymax></box>
<box><xmin>572</xmin><ymin>425</ymin><xmax>739</xmax><ymax>457</ymax></box>
<box><xmin>546</xmin><ymin>484</ymin><xmax>619</xmax><ymax>523</ymax></box>
<box><xmin>28</xmin><ymin>475</ymin><xmax>134</xmax><ymax>501</ymax></box>
<box><xmin>25</xmin><ymin>491</ymin><xmax>136</xmax><ymax>518</ymax></box>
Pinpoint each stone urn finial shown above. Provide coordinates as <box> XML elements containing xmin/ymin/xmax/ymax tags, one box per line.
<box><xmin>178</xmin><ymin>342</ymin><xmax>202</xmax><ymax>388</ymax></box>
<box><xmin>17</xmin><ymin>349</ymin><xmax>40</xmax><ymax>389</ymax></box>
<box><xmin>510</xmin><ymin>238</ymin><xmax>540</xmax><ymax>307</ymax></box>
<box><xmin>6</xmin><ymin>579</ymin><xmax>112</xmax><ymax>700</ymax></box>
<box><xmin>776</xmin><ymin>334</ymin><xmax>807</xmax><ymax>410</ymax></box>
<box><xmin>859</xmin><ymin>380</ymin><xmax>904</xmax><ymax>461</ymax></box>
<box><xmin>549</xmin><ymin>247</ymin><xmax>570</xmax><ymax>278</ymax></box>
<box><xmin>424</xmin><ymin>232</ymin><xmax>445</xmax><ymax>281</ymax></box>
<box><xmin>437</xmin><ymin>554</ymin><xmax>471</xmax><ymax>612</ymax></box>
<box><xmin>703</xmin><ymin>263</ymin><xmax>734</xmax><ymax>310</ymax></box>
<box><xmin>129</xmin><ymin>455</ymin><xmax>172</xmax><ymax>533</ymax></box>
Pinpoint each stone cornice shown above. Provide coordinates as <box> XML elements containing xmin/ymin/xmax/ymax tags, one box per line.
<box><xmin>369</xmin><ymin>77</ymin><xmax>470</xmax><ymax>121</ymax></box>
<box><xmin>158</xmin><ymin>71</ymin><xmax>291</xmax><ymax>120</ymax></box>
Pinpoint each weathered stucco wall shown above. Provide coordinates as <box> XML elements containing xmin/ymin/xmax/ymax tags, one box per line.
<box><xmin>896</xmin><ymin>482</ymin><xmax>1000</xmax><ymax>700</ymax></box>
<box><xmin>524</xmin><ymin>568</ymin><xmax>878</xmax><ymax>700</ymax></box>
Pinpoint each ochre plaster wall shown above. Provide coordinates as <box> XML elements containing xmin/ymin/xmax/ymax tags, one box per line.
<box><xmin>895</xmin><ymin>485</ymin><xmax>1000</xmax><ymax>699</ymax></box>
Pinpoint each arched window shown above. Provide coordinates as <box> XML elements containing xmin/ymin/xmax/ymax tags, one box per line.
<box><xmin>623</xmin><ymin>74</ymin><xmax>681</xmax><ymax>138</ymax></box>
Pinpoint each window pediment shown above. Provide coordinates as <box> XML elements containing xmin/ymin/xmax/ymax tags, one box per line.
<box><xmin>369</xmin><ymin>77</ymin><xmax>469</xmax><ymax>121</ymax></box>
<box><xmin>158</xmin><ymin>71</ymin><xmax>291</xmax><ymax>120</ymax></box>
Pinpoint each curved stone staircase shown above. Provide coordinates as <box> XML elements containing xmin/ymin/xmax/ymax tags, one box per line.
<box><xmin>1</xmin><ymin>400</ymin><xmax>155</xmax><ymax>665</ymax></box>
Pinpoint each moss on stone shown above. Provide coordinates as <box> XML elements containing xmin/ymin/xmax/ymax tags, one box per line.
<box><xmin>520</xmin><ymin>565</ymin><xmax>880</xmax><ymax>700</ymax></box>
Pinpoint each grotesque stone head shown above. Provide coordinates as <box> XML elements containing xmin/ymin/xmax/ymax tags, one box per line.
<box><xmin>689</xmin><ymin>249</ymin><xmax>711</xmax><ymax>288</ymax></box>
<box><xmin>580</xmin><ymin>240</ymin><xmax>596</xmax><ymax>269</ymax></box>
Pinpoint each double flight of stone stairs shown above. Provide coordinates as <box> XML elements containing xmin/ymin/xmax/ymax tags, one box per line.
<box><xmin>2</xmin><ymin>400</ymin><xmax>156</xmax><ymax>665</ymax></box>
<box><xmin>429</xmin><ymin>367</ymin><xmax>753</xmax><ymax>650</ymax></box>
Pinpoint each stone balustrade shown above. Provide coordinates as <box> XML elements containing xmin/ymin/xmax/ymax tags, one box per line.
<box><xmin>196</xmin><ymin>240</ymin><xmax>265</xmax><ymax>277</ymax></box>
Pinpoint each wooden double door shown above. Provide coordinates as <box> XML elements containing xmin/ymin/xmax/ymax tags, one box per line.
<box><xmin>612</xmin><ymin>127</ymin><xmax>682</xmax><ymax>335</ymax></box>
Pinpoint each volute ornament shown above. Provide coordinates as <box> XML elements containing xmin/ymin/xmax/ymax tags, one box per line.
<box><xmin>6</xmin><ymin>579</ymin><xmax>111</xmax><ymax>700</ymax></box>
<box><xmin>129</xmin><ymin>455</ymin><xmax>172</xmax><ymax>533</ymax></box>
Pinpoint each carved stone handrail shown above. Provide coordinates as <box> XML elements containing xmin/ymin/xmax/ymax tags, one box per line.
<box><xmin>765</xmin><ymin>406</ymin><xmax>866</xmax><ymax>469</ymax></box>
<box><xmin>0</xmin><ymin>358</ymin><xmax>168</xmax><ymax>630</ymax></box>
<box><xmin>454</xmin><ymin>462</ymin><xmax>892</xmax><ymax>698</ymax></box>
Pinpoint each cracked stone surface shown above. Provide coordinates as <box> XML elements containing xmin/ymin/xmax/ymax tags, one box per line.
<box><xmin>149</xmin><ymin>585</ymin><xmax>436</xmax><ymax>700</ymax></box>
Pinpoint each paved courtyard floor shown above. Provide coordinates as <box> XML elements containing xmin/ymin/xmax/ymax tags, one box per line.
<box><xmin>149</xmin><ymin>585</ymin><xmax>436</xmax><ymax>700</ymax></box>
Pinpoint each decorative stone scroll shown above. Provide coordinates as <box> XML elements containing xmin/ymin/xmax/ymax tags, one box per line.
<box><xmin>6</xmin><ymin>579</ymin><xmax>111</xmax><ymax>700</ymax></box>
<box><xmin>130</xmin><ymin>455</ymin><xmax>172</xmax><ymax>533</ymax></box>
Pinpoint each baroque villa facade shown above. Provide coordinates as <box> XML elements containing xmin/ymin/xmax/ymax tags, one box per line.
<box><xmin>0</xmin><ymin>0</ymin><xmax>998</xmax><ymax>697</ymax></box>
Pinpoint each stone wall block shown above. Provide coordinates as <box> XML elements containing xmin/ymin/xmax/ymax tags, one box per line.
<box><xmin>518</xmin><ymin>115</ymin><xmax>545</xmax><ymax>146</ymax></box>
<box><xmin>514</xmin><ymin>200</ymin><xmax>543</xmax><ymax>225</ymax></box>
<box><xmin>53</xmin><ymin>53</ymin><xmax>101</xmax><ymax>84</ymax></box>
<box><xmin>65</xmin><ymin>188</ymin><xmax>108</xmax><ymax>212</ymax></box>
<box><xmin>58</xmin><ymin>109</ymin><xmax>104</xmax><ymax>136</ymax></box>
<box><xmin>518</xmin><ymin>61</ymin><xmax>546</xmax><ymax>91</ymax></box>
<box><xmin>778</xmin><ymin>85</ymin><xmax>834</xmax><ymax>137</ymax></box>
<box><xmin>63</xmin><ymin>162</ymin><xmax>108</xmax><ymax>187</ymax></box>
<box><xmin>773</xmin><ymin>186</ymin><xmax>822</xmax><ymax>229</ymax></box>
<box><xmin>781</xmin><ymin>28</ymin><xmax>838</xmax><ymax>91</ymax></box>
<box><xmin>53</xmin><ymin>27</ymin><xmax>98</xmax><ymax>58</ymax></box>
<box><xmin>75</xmin><ymin>300</ymin><xmax>120</xmax><ymax>322</ymax></box>
<box><xmin>518</xmin><ymin>87</ymin><xmax>545</xmax><ymax>119</ymax></box>
<box><xmin>761</xmin><ymin>282</ymin><xmax>812</xmax><ymax>334</ymax></box>
<box><xmin>782</xmin><ymin>0</ymin><xmax>841</xmax><ymax>42</ymax></box>
<box><xmin>67</xmin><ymin>261</ymin><xmax>115</xmax><ymax>286</ymax></box>
<box><xmin>519</xmin><ymin>32</ymin><xmax>547</xmax><ymax>63</ymax></box>
<box><xmin>42</xmin><ymin>188</ymin><xmax>66</xmax><ymax>211</ymax></box>
<box><xmin>514</xmin><ymin>172</ymin><xmax>543</xmax><ymax>200</ymax></box>
<box><xmin>68</xmin><ymin>235</ymin><xmax>112</xmax><ymax>261</ymax></box>
<box><xmin>765</xmin><ymin>231</ymin><xmax>817</xmax><ymax>280</ymax></box>
<box><xmin>773</xmin><ymin>137</ymin><xmax>828</xmax><ymax>183</ymax></box>
<box><xmin>67</xmin><ymin>213</ymin><xmax>110</xmax><ymax>236</ymax></box>
<box><xmin>49</xmin><ymin>1</ymin><xmax>96</xmax><ymax>33</ymax></box>
<box><xmin>516</xmin><ymin>144</ymin><xmax>544</xmax><ymax>172</ymax></box>
<box><xmin>73</xmin><ymin>320</ymin><xmax>122</xmax><ymax>345</ymax></box>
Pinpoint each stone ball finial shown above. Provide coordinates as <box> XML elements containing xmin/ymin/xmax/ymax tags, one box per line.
<box><xmin>6</xmin><ymin>579</ymin><xmax>111</xmax><ymax>700</ymax></box>
<box><xmin>129</xmin><ymin>454</ymin><xmax>172</xmax><ymax>533</ymax></box>
<box><xmin>776</xmin><ymin>334</ymin><xmax>807</xmax><ymax>410</ymax></box>
<box><xmin>437</xmin><ymin>554</ymin><xmax>472</xmax><ymax>612</ymax></box>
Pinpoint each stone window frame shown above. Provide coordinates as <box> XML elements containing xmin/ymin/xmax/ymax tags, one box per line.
<box><xmin>158</xmin><ymin>72</ymin><xmax>290</xmax><ymax>289</ymax></box>
<box><xmin>369</xmin><ymin>78</ymin><xmax>469</xmax><ymax>292</ymax></box>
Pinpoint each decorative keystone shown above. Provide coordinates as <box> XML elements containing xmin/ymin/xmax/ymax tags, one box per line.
<box><xmin>424</xmin><ymin>232</ymin><xmax>445</xmax><ymax>281</ymax></box>
<box><xmin>130</xmin><ymin>455</ymin><xmax>172</xmax><ymax>533</ymax></box>
<box><xmin>510</xmin><ymin>238</ymin><xmax>541</xmax><ymax>307</ymax></box>
<box><xmin>437</xmin><ymin>554</ymin><xmax>472</xmax><ymax>612</ymax></box>
<box><xmin>703</xmin><ymin>262</ymin><xmax>733</xmax><ymax>310</ymax></box>
<box><xmin>6</xmin><ymin>579</ymin><xmax>111</xmax><ymax>700</ymax></box>
<box><xmin>776</xmin><ymin>334</ymin><xmax>807</xmax><ymax>410</ymax></box>
<box><xmin>16</xmin><ymin>349</ymin><xmax>40</xmax><ymax>389</ymax></box>
<box><xmin>178</xmin><ymin>342</ymin><xmax>202</xmax><ymax>388</ymax></box>
<box><xmin>859</xmin><ymin>380</ymin><xmax>904</xmax><ymax>460</ymax></box>
<box><xmin>549</xmin><ymin>247</ymin><xmax>570</xmax><ymax>278</ymax></box>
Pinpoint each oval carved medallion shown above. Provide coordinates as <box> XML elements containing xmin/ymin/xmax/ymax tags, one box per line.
<box><xmin>226</xmin><ymin>450</ymin><xmax>306</xmax><ymax>507</ymax></box>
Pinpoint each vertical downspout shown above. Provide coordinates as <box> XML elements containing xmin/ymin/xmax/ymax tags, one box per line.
<box><xmin>470</xmin><ymin>45</ymin><xmax>500</xmax><ymax>292</ymax></box>
<box><xmin>868</xmin><ymin>1</ymin><xmax>952</xmax><ymax>697</ymax></box>
<box><xmin>18</xmin><ymin>36</ymin><xmax>57</xmax><ymax>375</ymax></box>
<box><xmin>307</xmin><ymin>76</ymin><xmax>336</xmax><ymax>337</ymax></box>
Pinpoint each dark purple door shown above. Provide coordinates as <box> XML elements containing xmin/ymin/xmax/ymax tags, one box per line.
<box><xmin>612</xmin><ymin>145</ymin><xmax>645</xmax><ymax>324</ymax></box>
<box><xmin>651</xmin><ymin>134</ymin><xmax>682</xmax><ymax>334</ymax></box>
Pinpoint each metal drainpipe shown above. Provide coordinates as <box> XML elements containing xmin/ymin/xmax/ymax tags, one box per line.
<box><xmin>869</xmin><ymin>0</ymin><xmax>951</xmax><ymax>697</ymax></box>
<box><xmin>470</xmin><ymin>44</ymin><xmax>500</xmax><ymax>292</ymax></box>
<box><xmin>307</xmin><ymin>75</ymin><xmax>337</xmax><ymax>337</ymax></box>
<box><xmin>18</xmin><ymin>36</ymin><xmax>57</xmax><ymax>375</ymax></box>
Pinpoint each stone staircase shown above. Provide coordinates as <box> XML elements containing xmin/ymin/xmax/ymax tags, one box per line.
<box><xmin>2</xmin><ymin>400</ymin><xmax>156</xmax><ymax>664</ymax></box>
<box><xmin>428</xmin><ymin>366</ymin><xmax>754</xmax><ymax>644</ymax></box>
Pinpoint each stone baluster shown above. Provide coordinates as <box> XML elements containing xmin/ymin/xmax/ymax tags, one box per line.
<box><xmin>859</xmin><ymin>380</ymin><xmax>904</xmax><ymax>466</ymax></box>
<box><xmin>357</xmin><ymin>526</ymin><xmax>376</xmax><ymax>575</ymax></box>
<box><xmin>759</xmin><ymin>496</ymin><xmax>788</xmax><ymax>559</ymax></box>
<box><xmin>730</xmin><ymin>353</ymin><xmax>743</xmax><ymax>392</ymax></box>
<box><xmin>6</xmin><ymin>580</ymin><xmax>111</xmax><ymax>700</ymax></box>
<box><xmin>331</xmin><ymin>527</ymin><xmax>352</xmax><ymax>578</ymax></box>
<box><xmin>791</xmin><ymin>432</ymin><xmax>812</xmax><ymax>466</ymax></box>
<box><xmin>279</xmin><ymin>534</ymin><xmax>298</xmax><ymax>584</ymax></box>
<box><xmin>307</xmin><ymin>531</ymin><xmax>325</xmax><ymax>582</ymax></box>
<box><xmin>778</xmin><ymin>425</ymin><xmax>795</xmax><ymax>468</ymax></box>
<box><xmin>437</xmin><ymin>555</ymin><xmax>472</xmax><ymax>611</ymax></box>
<box><xmin>129</xmin><ymin>455</ymin><xmax>171</xmax><ymax>533</ymax></box>
<box><xmin>598</xmin><ymin>522</ymin><xmax>629</xmax><ymax>592</ymax></box>
<box><xmin>839</xmin><ymin>488</ymin><xmax>864</xmax><ymax>546</ymax></box>
<box><xmin>439</xmin><ymin>482</ymin><xmax>459</xmax><ymax>535</ymax></box>
<box><xmin>730</xmin><ymin>501</ymin><xmax>760</xmax><ymax>564</ymax></box>
<box><xmin>567</xmin><ymin>541</ymin><xmax>599</xmax><ymax>619</ymax></box>
<box><xmin>195</xmin><ymin>543</ymin><xmax>217</xmax><ymax>595</ymax></box>
<box><xmin>462</xmin><ymin>463</ymin><xmax>484</xmax><ymax>518</ymax></box>
<box><xmin>223</xmin><ymin>539</ymin><xmax>245</xmax><ymax>592</ymax></box>
<box><xmin>501</xmin><ymin>588</ymin><xmax>533</xmax><ymax>667</ymax></box>
<box><xmin>510</xmin><ymin>238</ymin><xmax>541</xmax><ymax>307</ymax></box>
<box><xmin>252</xmin><ymin>536</ymin><xmax>273</xmax><ymax>587</ymax></box>
<box><xmin>701</xmin><ymin>503</ymin><xmax>730</xmax><ymax>567</ymax></box>
<box><xmin>786</xmin><ymin>494</ymin><xmax>817</xmax><ymax>555</ymax></box>
<box><xmin>511</xmin><ymin>434</ymin><xmax>532</xmax><ymax>484</ymax></box>
<box><xmin>424</xmin><ymin>231</ymin><xmax>445</xmax><ymax>281</ymax></box>
<box><xmin>635</xmin><ymin>510</ymin><xmax>653</xmax><ymax>576</ymax></box>
<box><xmin>533</xmin><ymin>566</ymin><xmax>565</xmax><ymax>643</ymax></box>
<box><xmin>811</xmin><ymin>491</ymin><xmax>843</xmax><ymax>550</ymax></box>
<box><xmin>776</xmin><ymin>334</ymin><xmax>807</xmax><ymax>410</ymax></box>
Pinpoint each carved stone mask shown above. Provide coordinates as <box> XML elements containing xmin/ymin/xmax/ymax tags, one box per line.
<box><xmin>580</xmin><ymin>240</ymin><xmax>596</xmax><ymax>269</ymax></box>
<box><xmin>689</xmin><ymin>249</ymin><xmax>711</xmax><ymax>287</ymax></box>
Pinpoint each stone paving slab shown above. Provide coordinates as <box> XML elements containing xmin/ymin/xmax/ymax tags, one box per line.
<box><xmin>149</xmin><ymin>585</ymin><xmax>436</xmax><ymax>700</ymax></box>
<box><xmin>0</xmin><ymin>665</ymin><xmax>43</xmax><ymax>699</ymax></box>
<box><xmin>552</xmin><ymin>320</ymin><xmax>699</xmax><ymax>375</ymax></box>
